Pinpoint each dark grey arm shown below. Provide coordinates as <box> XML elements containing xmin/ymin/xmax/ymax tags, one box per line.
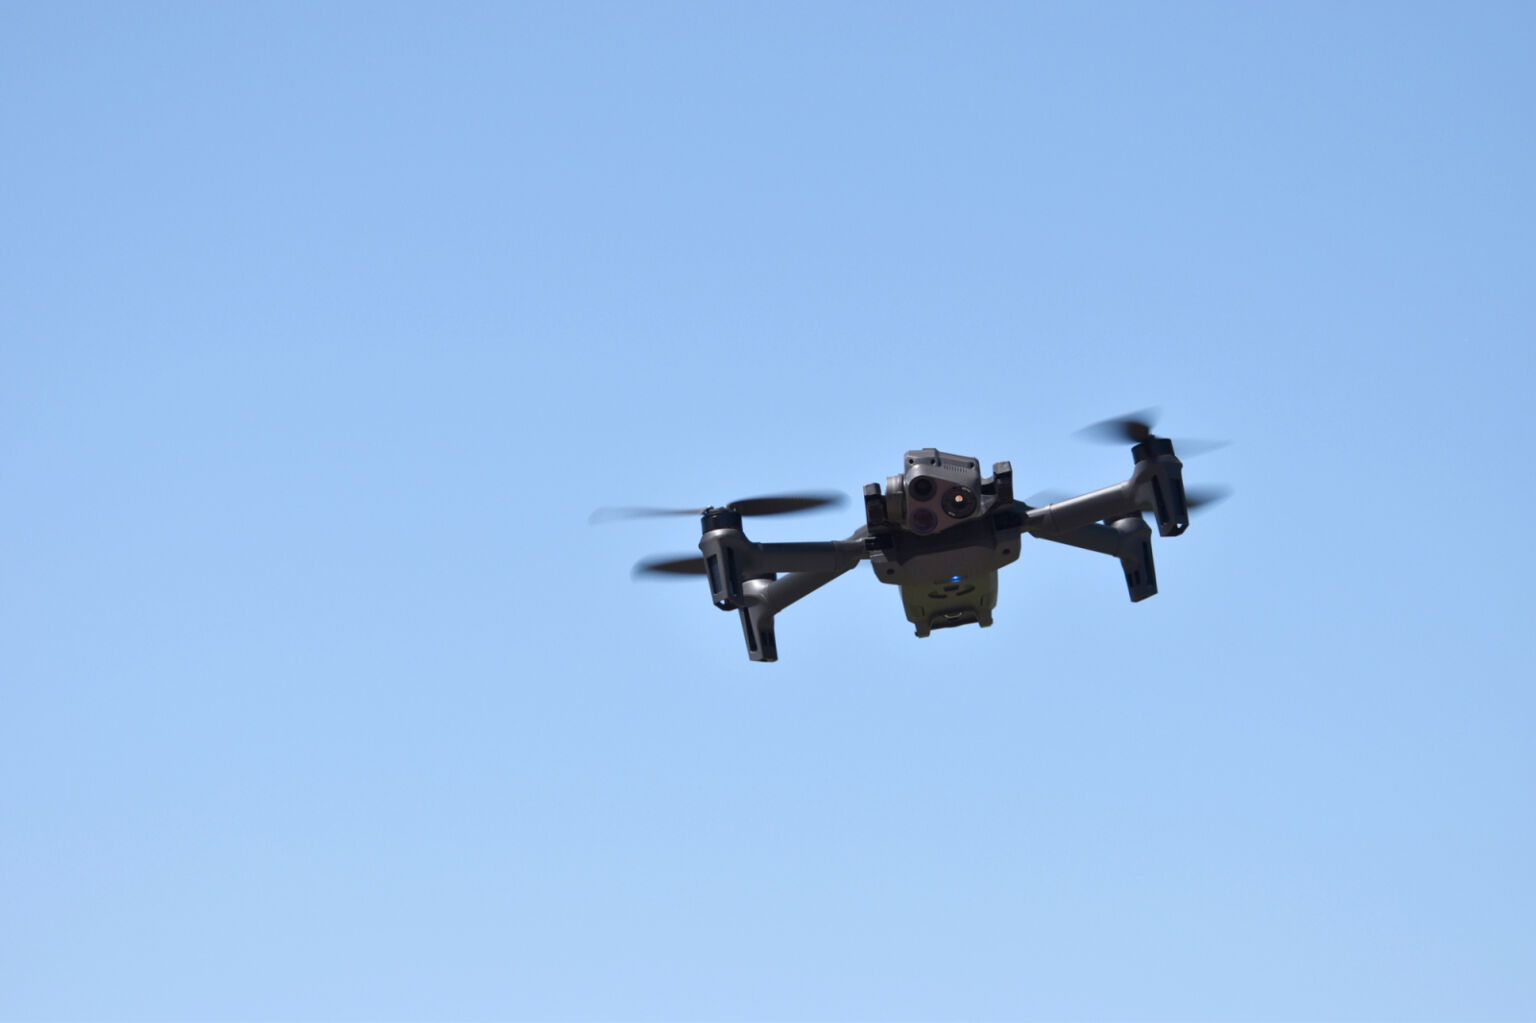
<box><xmin>735</xmin><ymin>566</ymin><xmax>858</xmax><ymax>662</ymax></box>
<box><xmin>1038</xmin><ymin>520</ymin><xmax>1125</xmax><ymax>557</ymax></box>
<box><xmin>1036</xmin><ymin>516</ymin><xmax>1158</xmax><ymax>602</ymax></box>
<box><xmin>1023</xmin><ymin>483</ymin><xmax>1136</xmax><ymax>536</ymax></box>
<box><xmin>1024</xmin><ymin>444</ymin><xmax>1191</xmax><ymax>540</ymax></box>
<box><xmin>749</xmin><ymin>540</ymin><xmax>868</xmax><ymax>575</ymax></box>
<box><xmin>701</xmin><ymin>530</ymin><xmax>870</xmax><ymax>662</ymax></box>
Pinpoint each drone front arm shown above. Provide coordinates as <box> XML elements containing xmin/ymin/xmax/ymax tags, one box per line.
<box><xmin>1024</xmin><ymin>447</ymin><xmax>1189</xmax><ymax>538</ymax></box>
<box><xmin>1023</xmin><ymin>483</ymin><xmax>1136</xmax><ymax>536</ymax></box>
<box><xmin>752</xmin><ymin>540</ymin><xmax>868</xmax><ymax>575</ymax></box>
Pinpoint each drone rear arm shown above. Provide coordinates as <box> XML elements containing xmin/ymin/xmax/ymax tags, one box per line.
<box><xmin>699</xmin><ymin>529</ymin><xmax>870</xmax><ymax>662</ymax></box>
<box><xmin>1036</xmin><ymin>516</ymin><xmax>1158</xmax><ymax>602</ymax></box>
<box><xmin>735</xmin><ymin>567</ymin><xmax>857</xmax><ymax>662</ymax></box>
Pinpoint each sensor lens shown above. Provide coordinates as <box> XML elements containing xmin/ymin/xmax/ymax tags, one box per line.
<box><xmin>908</xmin><ymin>476</ymin><xmax>936</xmax><ymax>501</ymax></box>
<box><xmin>910</xmin><ymin>507</ymin><xmax>938</xmax><ymax>533</ymax></box>
<box><xmin>941</xmin><ymin>485</ymin><xmax>976</xmax><ymax>518</ymax></box>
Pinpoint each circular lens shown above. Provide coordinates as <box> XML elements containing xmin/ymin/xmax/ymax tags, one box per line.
<box><xmin>910</xmin><ymin>507</ymin><xmax>938</xmax><ymax>533</ymax></box>
<box><xmin>908</xmin><ymin>476</ymin><xmax>936</xmax><ymax>501</ymax></box>
<box><xmin>941</xmin><ymin>485</ymin><xmax>976</xmax><ymax>519</ymax></box>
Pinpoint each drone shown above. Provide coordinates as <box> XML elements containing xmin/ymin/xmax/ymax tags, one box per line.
<box><xmin>596</xmin><ymin>412</ymin><xmax>1226</xmax><ymax>662</ymax></box>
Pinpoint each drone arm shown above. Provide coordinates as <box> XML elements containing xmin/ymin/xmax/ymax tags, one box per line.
<box><xmin>1024</xmin><ymin>444</ymin><xmax>1190</xmax><ymax>539</ymax></box>
<box><xmin>715</xmin><ymin>531</ymin><xmax>870</xmax><ymax>663</ymax></box>
<box><xmin>756</xmin><ymin>566</ymin><xmax>856</xmax><ymax>613</ymax></box>
<box><xmin>1036</xmin><ymin>516</ymin><xmax>1158</xmax><ymax>602</ymax></box>
<box><xmin>698</xmin><ymin>531</ymin><xmax>867</xmax><ymax>611</ymax></box>
<box><xmin>735</xmin><ymin>565</ymin><xmax>860</xmax><ymax>663</ymax></box>
<box><xmin>750</xmin><ymin>540</ymin><xmax>868</xmax><ymax>574</ymax></box>
<box><xmin>1023</xmin><ymin>483</ymin><xmax>1136</xmax><ymax>536</ymax></box>
<box><xmin>1036</xmin><ymin>520</ymin><xmax>1123</xmax><ymax>556</ymax></box>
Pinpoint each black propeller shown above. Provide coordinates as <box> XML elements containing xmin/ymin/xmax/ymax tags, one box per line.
<box><xmin>1076</xmin><ymin>408</ymin><xmax>1227</xmax><ymax>456</ymax></box>
<box><xmin>633</xmin><ymin>554</ymin><xmax>708</xmax><ymax>578</ymax></box>
<box><xmin>591</xmin><ymin>491</ymin><xmax>845</xmax><ymax>525</ymax></box>
<box><xmin>1183</xmin><ymin>485</ymin><xmax>1232</xmax><ymax>510</ymax></box>
<box><xmin>1078</xmin><ymin>408</ymin><xmax>1161</xmax><ymax>445</ymax></box>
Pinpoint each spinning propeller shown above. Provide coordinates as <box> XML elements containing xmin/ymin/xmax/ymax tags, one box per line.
<box><xmin>591</xmin><ymin>491</ymin><xmax>847</xmax><ymax>578</ymax></box>
<box><xmin>633</xmin><ymin>554</ymin><xmax>710</xmax><ymax>577</ymax></box>
<box><xmin>589</xmin><ymin>491</ymin><xmax>844</xmax><ymax>525</ymax></box>
<box><xmin>1077</xmin><ymin>408</ymin><xmax>1228</xmax><ymax>456</ymax></box>
<box><xmin>1032</xmin><ymin>409</ymin><xmax>1233</xmax><ymax>511</ymax></box>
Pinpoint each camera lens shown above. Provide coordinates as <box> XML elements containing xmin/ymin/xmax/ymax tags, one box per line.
<box><xmin>941</xmin><ymin>486</ymin><xmax>976</xmax><ymax>519</ymax></box>
<box><xmin>908</xmin><ymin>476</ymin><xmax>936</xmax><ymax>501</ymax></box>
<box><xmin>910</xmin><ymin>507</ymin><xmax>938</xmax><ymax>533</ymax></box>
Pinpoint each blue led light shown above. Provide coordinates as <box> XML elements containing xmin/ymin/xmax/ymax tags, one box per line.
<box><xmin>950</xmin><ymin>575</ymin><xmax>963</xmax><ymax>583</ymax></box>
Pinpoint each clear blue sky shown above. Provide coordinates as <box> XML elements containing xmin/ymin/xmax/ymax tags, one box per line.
<box><xmin>3</xmin><ymin>2</ymin><xmax>1534</xmax><ymax>1019</ymax></box>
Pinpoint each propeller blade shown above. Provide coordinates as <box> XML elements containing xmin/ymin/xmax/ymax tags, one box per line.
<box><xmin>727</xmin><ymin>492</ymin><xmax>845</xmax><ymax>517</ymax></box>
<box><xmin>1184</xmin><ymin>485</ymin><xmax>1232</xmax><ymax>510</ymax></box>
<box><xmin>591</xmin><ymin>491</ymin><xmax>845</xmax><ymax>524</ymax></box>
<box><xmin>1076</xmin><ymin>408</ymin><xmax>1227</xmax><ymax>456</ymax></box>
<box><xmin>633</xmin><ymin>554</ymin><xmax>708</xmax><ymax>578</ymax></box>
<box><xmin>1077</xmin><ymin>408</ymin><xmax>1160</xmax><ymax>445</ymax></box>
<box><xmin>589</xmin><ymin>505</ymin><xmax>704</xmax><ymax>525</ymax></box>
<box><xmin>1170</xmin><ymin>438</ymin><xmax>1230</xmax><ymax>457</ymax></box>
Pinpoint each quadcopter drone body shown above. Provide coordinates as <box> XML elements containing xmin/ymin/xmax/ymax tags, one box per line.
<box><xmin>611</xmin><ymin>415</ymin><xmax>1221</xmax><ymax>662</ymax></box>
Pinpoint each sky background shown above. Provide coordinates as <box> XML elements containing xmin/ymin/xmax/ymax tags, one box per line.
<box><xmin>3</xmin><ymin>2</ymin><xmax>1534</xmax><ymax>1020</ymax></box>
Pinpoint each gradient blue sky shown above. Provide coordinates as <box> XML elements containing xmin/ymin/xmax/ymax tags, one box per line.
<box><xmin>4</xmin><ymin>2</ymin><xmax>1534</xmax><ymax>1019</ymax></box>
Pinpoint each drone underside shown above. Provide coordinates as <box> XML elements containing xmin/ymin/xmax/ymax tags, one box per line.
<box><xmin>605</xmin><ymin>414</ymin><xmax>1224</xmax><ymax>662</ymax></box>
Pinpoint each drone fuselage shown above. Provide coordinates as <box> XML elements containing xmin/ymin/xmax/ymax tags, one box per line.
<box><xmin>861</xmin><ymin>449</ymin><xmax>1022</xmax><ymax>637</ymax></box>
<box><xmin>684</xmin><ymin>439</ymin><xmax>1191</xmax><ymax>661</ymax></box>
